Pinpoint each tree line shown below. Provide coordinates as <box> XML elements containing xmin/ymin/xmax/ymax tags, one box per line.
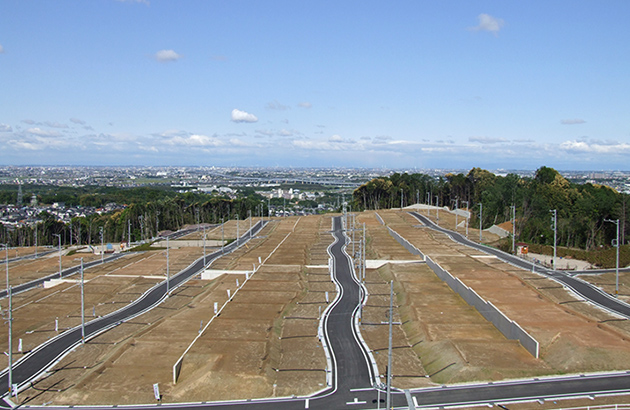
<box><xmin>352</xmin><ymin>166</ymin><xmax>629</xmax><ymax>251</ymax></box>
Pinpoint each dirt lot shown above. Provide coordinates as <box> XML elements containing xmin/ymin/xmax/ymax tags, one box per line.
<box><xmin>8</xmin><ymin>216</ymin><xmax>335</xmax><ymax>405</ymax></box>
<box><xmin>366</xmin><ymin>209</ymin><xmax>630</xmax><ymax>385</ymax></box>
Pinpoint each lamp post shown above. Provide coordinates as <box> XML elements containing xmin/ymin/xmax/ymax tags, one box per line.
<box><xmin>604</xmin><ymin>218</ymin><xmax>620</xmax><ymax>297</ymax></box>
<box><xmin>452</xmin><ymin>198</ymin><xmax>459</xmax><ymax>231</ymax></box>
<box><xmin>166</xmin><ymin>236</ymin><xmax>170</xmax><ymax>296</ymax></box>
<box><xmin>400</xmin><ymin>189</ymin><xmax>403</xmax><ymax>209</ymax></box>
<box><xmin>7</xmin><ymin>285</ymin><xmax>13</xmax><ymax>397</ymax></box>
<box><xmin>80</xmin><ymin>258</ymin><xmax>85</xmax><ymax>344</ymax></box>
<box><xmin>2</xmin><ymin>244</ymin><xmax>8</xmax><ymax>293</ymax></box>
<box><xmin>53</xmin><ymin>233</ymin><xmax>62</xmax><ymax>278</ymax></box>
<box><xmin>386</xmin><ymin>280</ymin><xmax>393</xmax><ymax>410</ymax></box>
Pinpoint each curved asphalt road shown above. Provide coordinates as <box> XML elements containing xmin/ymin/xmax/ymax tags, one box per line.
<box><xmin>0</xmin><ymin>221</ymin><xmax>267</xmax><ymax>401</ymax></box>
<box><xmin>409</xmin><ymin>211</ymin><xmax>630</xmax><ymax>319</ymax></box>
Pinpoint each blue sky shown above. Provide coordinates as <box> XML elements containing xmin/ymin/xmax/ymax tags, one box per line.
<box><xmin>1</xmin><ymin>1</ymin><xmax>629</xmax><ymax>170</ymax></box>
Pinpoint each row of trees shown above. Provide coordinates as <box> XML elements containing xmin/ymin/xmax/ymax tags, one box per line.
<box><xmin>1</xmin><ymin>192</ymin><xmax>269</xmax><ymax>248</ymax></box>
<box><xmin>353</xmin><ymin>166</ymin><xmax>629</xmax><ymax>251</ymax></box>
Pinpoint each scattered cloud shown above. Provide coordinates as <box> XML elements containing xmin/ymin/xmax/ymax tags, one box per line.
<box><xmin>212</xmin><ymin>55</ymin><xmax>228</xmax><ymax>61</ymax></box>
<box><xmin>470</xmin><ymin>13</ymin><xmax>504</xmax><ymax>35</ymax></box>
<box><xmin>559</xmin><ymin>139</ymin><xmax>630</xmax><ymax>154</ymax></box>
<box><xmin>26</xmin><ymin>127</ymin><xmax>62</xmax><ymax>137</ymax></box>
<box><xmin>298</xmin><ymin>102</ymin><xmax>312</xmax><ymax>109</ymax></box>
<box><xmin>70</xmin><ymin>118</ymin><xmax>86</xmax><ymax>125</ymax></box>
<box><xmin>0</xmin><ymin>124</ymin><xmax>12</xmax><ymax>132</ymax></box>
<box><xmin>21</xmin><ymin>119</ymin><xmax>37</xmax><ymax>125</ymax></box>
<box><xmin>166</xmin><ymin>133</ymin><xmax>224</xmax><ymax>147</ymax></box>
<box><xmin>231</xmin><ymin>109</ymin><xmax>258</xmax><ymax>123</ymax></box>
<box><xmin>266</xmin><ymin>100</ymin><xmax>290</xmax><ymax>111</ymax></box>
<box><xmin>154</xmin><ymin>49</ymin><xmax>182</xmax><ymax>62</ymax></box>
<box><xmin>469</xmin><ymin>136</ymin><xmax>508</xmax><ymax>144</ymax></box>
<box><xmin>561</xmin><ymin>118</ymin><xmax>586</xmax><ymax>125</ymax></box>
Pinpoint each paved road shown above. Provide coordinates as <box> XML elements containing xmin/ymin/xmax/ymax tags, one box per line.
<box><xmin>0</xmin><ymin>249</ymin><xmax>56</xmax><ymax>264</ymax></box>
<box><xmin>7</xmin><ymin>215</ymin><xmax>630</xmax><ymax>409</ymax></box>
<box><xmin>0</xmin><ymin>253</ymin><xmax>127</xmax><ymax>299</ymax></box>
<box><xmin>409</xmin><ymin>211</ymin><xmax>630</xmax><ymax>319</ymax></box>
<box><xmin>0</xmin><ymin>221</ymin><xmax>267</xmax><ymax>401</ymax></box>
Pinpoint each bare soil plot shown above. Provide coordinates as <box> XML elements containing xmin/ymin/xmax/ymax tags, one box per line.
<box><xmin>13</xmin><ymin>215</ymin><xmax>334</xmax><ymax>405</ymax></box>
<box><xmin>374</xmin><ymin>209</ymin><xmax>630</xmax><ymax>382</ymax></box>
<box><xmin>5</xmin><ymin>251</ymin><xmax>103</xmax><ymax>287</ymax></box>
<box><xmin>1</xmin><ymin>246</ymin><xmax>49</xmax><ymax>260</ymax></box>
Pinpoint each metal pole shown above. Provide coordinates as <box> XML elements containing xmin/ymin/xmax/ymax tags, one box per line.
<box><xmin>453</xmin><ymin>199</ymin><xmax>458</xmax><ymax>231</ymax></box>
<box><xmin>435</xmin><ymin>195</ymin><xmax>439</xmax><ymax>221</ymax></box>
<box><xmin>100</xmin><ymin>226</ymin><xmax>104</xmax><ymax>263</ymax></box>
<box><xmin>127</xmin><ymin>219</ymin><xmax>131</xmax><ymax>248</ymax></box>
<box><xmin>550</xmin><ymin>209</ymin><xmax>557</xmax><ymax>270</ymax></box>
<box><xmin>236</xmin><ymin>214</ymin><xmax>239</xmax><ymax>246</ymax></box>
<box><xmin>249</xmin><ymin>210</ymin><xmax>252</xmax><ymax>240</ymax></box>
<box><xmin>4</xmin><ymin>244</ymin><xmax>8</xmax><ymax>293</ymax></box>
<box><xmin>352</xmin><ymin>214</ymin><xmax>356</xmax><ymax>262</ymax></box>
<box><xmin>81</xmin><ymin>258</ymin><xmax>85</xmax><ymax>344</ymax></box>
<box><xmin>8</xmin><ymin>285</ymin><xmax>12</xmax><ymax>397</ymax></box>
<box><xmin>166</xmin><ymin>236</ymin><xmax>170</xmax><ymax>295</ymax></box>
<box><xmin>511</xmin><ymin>205</ymin><xmax>516</xmax><ymax>254</ymax></box>
<box><xmin>616</xmin><ymin>219</ymin><xmax>620</xmax><ymax>297</ymax></box>
<box><xmin>203</xmin><ymin>226</ymin><xmax>206</xmax><ymax>265</ymax></box>
<box><xmin>462</xmin><ymin>201</ymin><xmax>469</xmax><ymax>237</ymax></box>
<box><xmin>362</xmin><ymin>223</ymin><xmax>366</xmax><ymax>283</ymax></box>
<box><xmin>53</xmin><ymin>233</ymin><xmax>62</xmax><ymax>279</ymax></box>
<box><xmin>386</xmin><ymin>280</ymin><xmax>393</xmax><ymax>410</ymax></box>
<box><xmin>221</xmin><ymin>218</ymin><xmax>224</xmax><ymax>254</ymax></box>
<box><xmin>400</xmin><ymin>189</ymin><xmax>403</xmax><ymax>209</ymax></box>
<box><xmin>479</xmin><ymin>203</ymin><xmax>483</xmax><ymax>243</ymax></box>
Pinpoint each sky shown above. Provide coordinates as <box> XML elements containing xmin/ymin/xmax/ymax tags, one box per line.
<box><xmin>1</xmin><ymin>1</ymin><xmax>629</xmax><ymax>171</ymax></box>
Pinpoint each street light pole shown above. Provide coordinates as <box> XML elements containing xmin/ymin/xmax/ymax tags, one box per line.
<box><xmin>605</xmin><ymin>218</ymin><xmax>620</xmax><ymax>297</ymax></box>
<box><xmin>452</xmin><ymin>198</ymin><xmax>459</xmax><ymax>231</ymax></box>
<box><xmin>80</xmin><ymin>258</ymin><xmax>85</xmax><ymax>344</ymax></box>
<box><xmin>53</xmin><ymin>233</ymin><xmax>62</xmax><ymax>278</ymax></box>
<box><xmin>386</xmin><ymin>280</ymin><xmax>393</xmax><ymax>410</ymax></box>
<box><xmin>166</xmin><ymin>236</ymin><xmax>170</xmax><ymax>296</ymax></box>
<box><xmin>3</xmin><ymin>244</ymin><xmax>8</xmax><ymax>293</ymax></box>
<box><xmin>435</xmin><ymin>195</ymin><xmax>439</xmax><ymax>221</ymax></box>
<box><xmin>8</xmin><ymin>285</ymin><xmax>13</xmax><ymax>397</ymax></box>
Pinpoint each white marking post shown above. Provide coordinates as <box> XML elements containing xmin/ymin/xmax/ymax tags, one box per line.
<box><xmin>214</xmin><ymin>302</ymin><xmax>218</xmax><ymax>314</ymax></box>
<box><xmin>153</xmin><ymin>383</ymin><xmax>160</xmax><ymax>401</ymax></box>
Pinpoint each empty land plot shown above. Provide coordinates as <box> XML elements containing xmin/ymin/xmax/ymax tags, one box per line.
<box><xmin>376</xmin><ymin>209</ymin><xmax>630</xmax><ymax>378</ymax></box>
<box><xmin>5</xmin><ymin>251</ymin><xmax>103</xmax><ymax>287</ymax></box>
<box><xmin>16</xmin><ymin>216</ymin><xmax>332</xmax><ymax>405</ymax></box>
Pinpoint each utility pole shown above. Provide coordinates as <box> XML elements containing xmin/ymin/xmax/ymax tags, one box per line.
<box><xmin>426</xmin><ymin>192</ymin><xmax>430</xmax><ymax>216</ymax></box>
<box><xmin>550</xmin><ymin>209</ymin><xmax>557</xmax><ymax>270</ymax></box>
<box><xmin>605</xmin><ymin>218</ymin><xmax>620</xmax><ymax>297</ymax></box>
<box><xmin>8</xmin><ymin>285</ymin><xmax>13</xmax><ymax>397</ymax></box>
<box><xmin>3</xmin><ymin>244</ymin><xmax>8</xmax><ymax>293</ymax></box>
<box><xmin>462</xmin><ymin>201</ymin><xmax>469</xmax><ymax>237</ymax></box>
<box><xmin>99</xmin><ymin>227</ymin><xmax>104</xmax><ymax>263</ymax></box>
<box><xmin>511</xmin><ymin>205</ymin><xmax>516</xmax><ymax>254</ymax></box>
<box><xmin>139</xmin><ymin>215</ymin><xmax>144</xmax><ymax>243</ymax></box>
<box><xmin>386</xmin><ymin>280</ymin><xmax>393</xmax><ymax>410</ymax></box>
<box><xmin>362</xmin><ymin>223</ymin><xmax>366</xmax><ymax>283</ymax></box>
<box><xmin>236</xmin><ymin>214</ymin><xmax>239</xmax><ymax>246</ymax></box>
<box><xmin>400</xmin><ymin>189</ymin><xmax>403</xmax><ymax>209</ymax></box>
<box><xmin>249</xmin><ymin>210</ymin><xmax>252</xmax><ymax>240</ymax></box>
<box><xmin>435</xmin><ymin>195</ymin><xmax>439</xmax><ymax>221</ymax></box>
<box><xmin>221</xmin><ymin>218</ymin><xmax>225</xmax><ymax>254</ymax></box>
<box><xmin>127</xmin><ymin>219</ymin><xmax>131</xmax><ymax>248</ymax></box>
<box><xmin>452</xmin><ymin>198</ymin><xmax>459</xmax><ymax>231</ymax></box>
<box><xmin>53</xmin><ymin>233</ymin><xmax>62</xmax><ymax>279</ymax></box>
<box><xmin>203</xmin><ymin>226</ymin><xmax>206</xmax><ymax>266</ymax></box>
<box><xmin>479</xmin><ymin>203</ymin><xmax>483</xmax><ymax>243</ymax></box>
<box><xmin>34</xmin><ymin>227</ymin><xmax>38</xmax><ymax>258</ymax></box>
<box><xmin>80</xmin><ymin>258</ymin><xmax>85</xmax><ymax>344</ymax></box>
<box><xmin>166</xmin><ymin>236</ymin><xmax>170</xmax><ymax>296</ymax></box>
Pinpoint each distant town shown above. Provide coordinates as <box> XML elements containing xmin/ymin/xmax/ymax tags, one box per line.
<box><xmin>1</xmin><ymin>165</ymin><xmax>630</xmax><ymax>230</ymax></box>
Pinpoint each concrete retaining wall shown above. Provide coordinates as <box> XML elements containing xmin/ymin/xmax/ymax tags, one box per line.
<box><xmin>386</xmin><ymin>227</ymin><xmax>425</xmax><ymax>260</ymax></box>
<box><xmin>425</xmin><ymin>256</ymin><xmax>539</xmax><ymax>358</ymax></box>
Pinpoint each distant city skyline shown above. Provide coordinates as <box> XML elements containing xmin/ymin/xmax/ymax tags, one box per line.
<box><xmin>1</xmin><ymin>1</ymin><xmax>629</xmax><ymax>170</ymax></box>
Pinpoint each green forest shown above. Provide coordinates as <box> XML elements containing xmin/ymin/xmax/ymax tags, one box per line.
<box><xmin>353</xmin><ymin>166</ymin><xmax>629</xmax><ymax>255</ymax></box>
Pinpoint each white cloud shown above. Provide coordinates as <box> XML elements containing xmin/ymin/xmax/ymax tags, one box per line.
<box><xmin>154</xmin><ymin>49</ymin><xmax>182</xmax><ymax>62</ymax></box>
<box><xmin>70</xmin><ymin>118</ymin><xmax>86</xmax><ymax>125</ymax></box>
<box><xmin>231</xmin><ymin>109</ymin><xmax>258</xmax><ymax>123</ymax></box>
<box><xmin>298</xmin><ymin>102</ymin><xmax>312</xmax><ymax>109</ymax></box>
<box><xmin>21</xmin><ymin>119</ymin><xmax>37</xmax><ymax>125</ymax></box>
<box><xmin>561</xmin><ymin>119</ymin><xmax>586</xmax><ymax>125</ymax></box>
<box><xmin>559</xmin><ymin>139</ymin><xmax>630</xmax><ymax>154</ymax></box>
<box><xmin>469</xmin><ymin>136</ymin><xmax>508</xmax><ymax>144</ymax></box>
<box><xmin>0</xmin><ymin>124</ymin><xmax>12</xmax><ymax>132</ymax></box>
<box><xmin>26</xmin><ymin>127</ymin><xmax>62</xmax><ymax>137</ymax></box>
<box><xmin>470</xmin><ymin>13</ymin><xmax>504</xmax><ymax>35</ymax></box>
<box><xmin>169</xmin><ymin>134</ymin><xmax>224</xmax><ymax>147</ymax></box>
